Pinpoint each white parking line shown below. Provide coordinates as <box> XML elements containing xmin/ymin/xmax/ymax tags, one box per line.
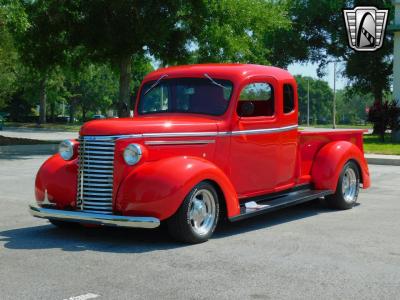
<box><xmin>63</xmin><ymin>293</ymin><xmax>99</xmax><ymax>300</ymax></box>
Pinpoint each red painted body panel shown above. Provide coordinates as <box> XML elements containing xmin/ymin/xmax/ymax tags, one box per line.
<box><xmin>35</xmin><ymin>154</ymin><xmax>78</xmax><ymax>209</ymax></box>
<box><xmin>34</xmin><ymin>64</ymin><xmax>370</xmax><ymax>221</ymax></box>
<box><xmin>115</xmin><ymin>156</ymin><xmax>239</xmax><ymax>219</ymax></box>
<box><xmin>310</xmin><ymin>140</ymin><xmax>370</xmax><ymax>190</ymax></box>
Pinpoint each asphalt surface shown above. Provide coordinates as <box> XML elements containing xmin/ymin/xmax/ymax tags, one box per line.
<box><xmin>1</xmin><ymin>127</ymin><xmax>77</xmax><ymax>141</ymax></box>
<box><xmin>0</xmin><ymin>155</ymin><xmax>399</xmax><ymax>300</ymax></box>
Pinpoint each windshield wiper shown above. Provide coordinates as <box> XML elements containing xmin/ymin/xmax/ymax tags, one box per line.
<box><xmin>204</xmin><ymin>73</ymin><xmax>228</xmax><ymax>89</ymax></box>
<box><xmin>144</xmin><ymin>74</ymin><xmax>168</xmax><ymax>95</ymax></box>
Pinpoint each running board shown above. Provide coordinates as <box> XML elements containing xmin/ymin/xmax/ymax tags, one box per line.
<box><xmin>229</xmin><ymin>189</ymin><xmax>333</xmax><ymax>222</ymax></box>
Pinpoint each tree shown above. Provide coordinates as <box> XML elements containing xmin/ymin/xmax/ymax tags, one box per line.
<box><xmin>76</xmin><ymin>64</ymin><xmax>118</xmax><ymax>121</ymax></box>
<box><xmin>368</xmin><ymin>100</ymin><xmax>400</xmax><ymax>141</ymax></box>
<box><xmin>8</xmin><ymin>0</ymin><xmax>72</xmax><ymax>123</ymax></box>
<box><xmin>286</xmin><ymin>0</ymin><xmax>393</xmax><ymax>104</ymax></box>
<box><xmin>295</xmin><ymin>75</ymin><xmax>333</xmax><ymax>124</ymax></box>
<box><xmin>0</xmin><ymin>24</ymin><xmax>18</xmax><ymax>110</ymax></box>
<box><xmin>54</xmin><ymin>1</ymin><xmax>202</xmax><ymax>117</ymax></box>
<box><xmin>336</xmin><ymin>89</ymin><xmax>374</xmax><ymax>124</ymax></box>
<box><xmin>189</xmin><ymin>0</ymin><xmax>290</xmax><ymax>65</ymax></box>
<box><xmin>0</xmin><ymin>0</ymin><xmax>27</xmax><ymax>110</ymax></box>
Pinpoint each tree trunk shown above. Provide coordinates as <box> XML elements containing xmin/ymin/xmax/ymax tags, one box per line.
<box><xmin>50</xmin><ymin>102</ymin><xmax>55</xmax><ymax>123</ymax></box>
<box><xmin>82</xmin><ymin>106</ymin><xmax>87</xmax><ymax>122</ymax></box>
<box><xmin>372</xmin><ymin>90</ymin><xmax>383</xmax><ymax>135</ymax></box>
<box><xmin>69</xmin><ymin>100</ymin><xmax>75</xmax><ymax>124</ymax></box>
<box><xmin>118</xmin><ymin>55</ymin><xmax>132</xmax><ymax>117</ymax></box>
<box><xmin>39</xmin><ymin>77</ymin><xmax>47</xmax><ymax>124</ymax></box>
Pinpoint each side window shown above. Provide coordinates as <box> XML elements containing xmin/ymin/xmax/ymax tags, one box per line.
<box><xmin>237</xmin><ymin>82</ymin><xmax>274</xmax><ymax>117</ymax></box>
<box><xmin>283</xmin><ymin>84</ymin><xmax>295</xmax><ymax>113</ymax></box>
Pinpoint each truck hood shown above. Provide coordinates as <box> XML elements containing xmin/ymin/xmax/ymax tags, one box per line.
<box><xmin>79</xmin><ymin>115</ymin><xmax>221</xmax><ymax>136</ymax></box>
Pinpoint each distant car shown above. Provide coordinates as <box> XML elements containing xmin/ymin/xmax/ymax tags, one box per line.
<box><xmin>92</xmin><ymin>114</ymin><xmax>106</xmax><ymax>120</ymax></box>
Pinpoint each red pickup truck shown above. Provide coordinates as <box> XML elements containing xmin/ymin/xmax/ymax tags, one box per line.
<box><xmin>30</xmin><ymin>64</ymin><xmax>370</xmax><ymax>243</ymax></box>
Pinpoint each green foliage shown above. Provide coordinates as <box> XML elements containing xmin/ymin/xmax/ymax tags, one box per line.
<box><xmin>0</xmin><ymin>0</ymin><xmax>28</xmax><ymax>109</ymax></box>
<box><xmin>130</xmin><ymin>55</ymin><xmax>154</xmax><ymax>101</ymax></box>
<box><xmin>336</xmin><ymin>90</ymin><xmax>374</xmax><ymax>124</ymax></box>
<box><xmin>0</xmin><ymin>27</ymin><xmax>18</xmax><ymax>109</ymax></box>
<box><xmin>368</xmin><ymin>100</ymin><xmax>400</xmax><ymax>142</ymax></box>
<box><xmin>62</xmin><ymin>1</ymin><xmax>199</xmax><ymax>64</ymax></box>
<box><xmin>191</xmin><ymin>0</ymin><xmax>290</xmax><ymax>64</ymax></box>
<box><xmin>287</xmin><ymin>0</ymin><xmax>393</xmax><ymax>102</ymax></box>
<box><xmin>343</xmin><ymin>0</ymin><xmax>393</xmax><ymax>102</ymax></box>
<box><xmin>295</xmin><ymin>75</ymin><xmax>333</xmax><ymax>124</ymax></box>
<box><xmin>13</xmin><ymin>0</ymin><xmax>70</xmax><ymax>73</ymax></box>
<box><xmin>77</xmin><ymin>64</ymin><xmax>119</xmax><ymax>119</ymax></box>
<box><xmin>0</xmin><ymin>0</ymin><xmax>395</xmax><ymax>126</ymax></box>
<box><xmin>240</xmin><ymin>83</ymin><xmax>272</xmax><ymax>101</ymax></box>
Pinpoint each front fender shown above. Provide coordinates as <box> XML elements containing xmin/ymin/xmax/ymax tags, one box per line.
<box><xmin>35</xmin><ymin>154</ymin><xmax>78</xmax><ymax>209</ymax></box>
<box><xmin>115</xmin><ymin>156</ymin><xmax>239</xmax><ymax>221</ymax></box>
<box><xmin>311</xmin><ymin>141</ymin><xmax>370</xmax><ymax>191</ymax></box>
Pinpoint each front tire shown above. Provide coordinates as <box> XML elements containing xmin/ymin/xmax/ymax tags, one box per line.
<box><xmin>167</xmin><ymin>182</ymin><xmax>220</xmax><ymax>243</ymax></box>
<box><xmin>325</xmin><ymin>161</ymin><xmax>360</xmax><ymax>209</ymax></box>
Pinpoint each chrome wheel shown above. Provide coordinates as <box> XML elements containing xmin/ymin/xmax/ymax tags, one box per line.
<box><xmin>342</xmin><ymin>167</ymin><xmax>358</xmax><ymax>203</ymax></box>
<box><xmin>188</xmin><ymin>189</ymin><xmax>216</xmax><ymax>236</ymax></box>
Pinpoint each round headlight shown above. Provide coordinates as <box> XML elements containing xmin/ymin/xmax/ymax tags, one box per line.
<box><xmin>123</xmin><ymin>144</ymin><xmax>142</xmax><ymax>165</ymax></box>
<box><xmin>59</xmin><ymin>140</ymin><xmax>75</xmax><ymax>160</ymax></box>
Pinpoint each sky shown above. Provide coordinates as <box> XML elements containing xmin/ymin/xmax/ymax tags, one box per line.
<box><xmin>151</xmin><ymin>57</ymin><xmax>348</xmax><ymax>91</ymax></box>
<box><xmin>287</xmin><ymin>62</ymin><xmax>347</xmax><ymax>90</ymax></box>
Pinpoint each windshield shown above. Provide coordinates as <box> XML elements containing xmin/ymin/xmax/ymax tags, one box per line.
<box><xmin>138</xmin><ymin>78</ymin><xmax>233</xmax><ymax>116</ymax></box>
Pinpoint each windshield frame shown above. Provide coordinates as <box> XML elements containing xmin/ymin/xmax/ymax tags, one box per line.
<box><xmin>136</xmin><ymin>77</ymin><xmax>234</xmax><ymax>117</ymax></box>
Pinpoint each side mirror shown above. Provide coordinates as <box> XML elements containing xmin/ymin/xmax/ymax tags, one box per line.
<box><xmin>239</xmin><ymin>101</ymin><xmax>254</xmax><ymax>117</ymax></box>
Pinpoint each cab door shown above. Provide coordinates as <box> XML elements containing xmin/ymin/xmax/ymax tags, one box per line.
<box><xmin>229</xmin><ymin>78</ymin><xmax>280</xmax><ymax>197</ymax></box>
<box><xmin>277</xmin><ymin>81</ymin><xmax>298</xmax><ymax>187</ymax></box>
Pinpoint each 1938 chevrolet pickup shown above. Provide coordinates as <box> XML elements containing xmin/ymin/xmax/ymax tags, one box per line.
<box><xmin>30</xmin><ymin>64</ymin><xmax>370</xmax><ymax>243</ymax></box>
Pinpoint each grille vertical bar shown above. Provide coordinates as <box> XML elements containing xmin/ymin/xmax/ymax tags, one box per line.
<box><xmin>77</xmin><ymin>137</ymin><xmax>115</xmax><ymax>214</ymax></box>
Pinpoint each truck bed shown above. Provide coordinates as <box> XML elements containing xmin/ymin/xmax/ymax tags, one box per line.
<box><xmin>298</xmin><ymin>129</ymin><xmax>366</xmax><ymax>183</ymax></box>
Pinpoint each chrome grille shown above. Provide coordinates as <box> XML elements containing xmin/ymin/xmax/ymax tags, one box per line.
<box><xmin>77</xmin><ymin>137</ymin><xmax>115</xmax><ymax>214</ymax></box>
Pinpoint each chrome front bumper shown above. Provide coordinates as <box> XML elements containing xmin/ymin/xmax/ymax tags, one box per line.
<box><xmin>29</xmin><ymin>204</ymin><xmax>160</xmax><ymax>229</ymax></box>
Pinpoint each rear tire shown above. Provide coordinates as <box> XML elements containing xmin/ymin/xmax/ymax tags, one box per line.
<box><xmin>167</xmin><ymin>182</ymin><xmax>220</xmax><ymax>244</ymax></box>
<box><xmin>325</xmin><ymin>161</ymin><xmax>360</xmax><ymax>210</ymax></box>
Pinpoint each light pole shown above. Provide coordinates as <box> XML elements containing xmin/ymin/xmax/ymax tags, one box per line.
<box><xmin>333</xmin><ymin>61</ymin><xmax>337</xmax><ymax>129</ymax></box>
<box><xmin>307</xmin><ymin>79</ymin><xmax>310</xmax><ymax>126</ymax></box>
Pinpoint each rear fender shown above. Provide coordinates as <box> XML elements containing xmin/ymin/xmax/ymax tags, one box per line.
<box><xmin>115</xmin><ymin>156</ymin><xmax>239</xmax><ymax>220</ymax></box>
<box><xmin>311</xmin><ymin>141</ymin><xmax>370</xmax><ymax>191</ymax></box>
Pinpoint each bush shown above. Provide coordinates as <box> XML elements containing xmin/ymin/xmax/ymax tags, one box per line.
<box><xmin>368</xmin><ymin>100</ymin><xmax>400</xmax><ymax>142</ymax></box>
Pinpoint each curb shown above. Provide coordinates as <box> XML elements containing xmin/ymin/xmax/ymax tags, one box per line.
<box><xmin>365</xmin><ymin>155</ymin><xmax>400</xmax><ymax>166</ymax></box>
<box><xmin>0</xmin><ymin>144</ymin><xmax>58</xmax><ymax>157</ymax></box>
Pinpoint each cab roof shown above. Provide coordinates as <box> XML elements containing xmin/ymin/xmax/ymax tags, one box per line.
<box><xmin>143</xmin><ymin>64</ymin><xmax>294</xmax><ymax>83</ymax></box>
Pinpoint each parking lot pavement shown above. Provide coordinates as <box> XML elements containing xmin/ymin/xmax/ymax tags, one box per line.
<box><xmin>0</xmin><ymin>156</ymin><xmax>399</xmax><ymax>300</ymax></box>
<box><xmin>1</xmin><ymin>127</ymin><xmax>77</xmax><ymax>141</ymax></box>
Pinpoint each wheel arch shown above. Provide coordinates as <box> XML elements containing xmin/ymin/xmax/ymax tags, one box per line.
<box><xmin>203</xmin><ymin>179</ymin><xmax>228</xmax><ymax>220</ymax></box>
<box><xmin>348</xmin><ymin>158</ymin><xmax>363</xmax><ymax>184</ymax></box>
<box><xmin>311</xmin><ymin>141</ymin><xmax>370</xmax><ymax>191</ymax></box>
<box><xmin>115</xmin><ymin>156</ymin><xmax>240</xmax><ymax>221</ymax></box>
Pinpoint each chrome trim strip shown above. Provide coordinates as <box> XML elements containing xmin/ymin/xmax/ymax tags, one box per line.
<box><xmin>81</xmin><ymin>124</ymin><xmax>298</xmax><ymax>140</ymax></box>
<box><xmin>143</xmin><ymin>132</ymin><xmax>219</xmax><ymax>138</ymax></box>
<box><xmin>145</xmin><ymin>140</ymin><xmax>216</xmax><ymax>146</ymax></box>
<box><xmin>29</xmin><ymin>204</ymin><xmax>160</xmax><ymax>229</ymax></box>
<box><xmin>230</xmin><ymin>124</ymin><xmax>298</xmax><ymax>136</ymax></box>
